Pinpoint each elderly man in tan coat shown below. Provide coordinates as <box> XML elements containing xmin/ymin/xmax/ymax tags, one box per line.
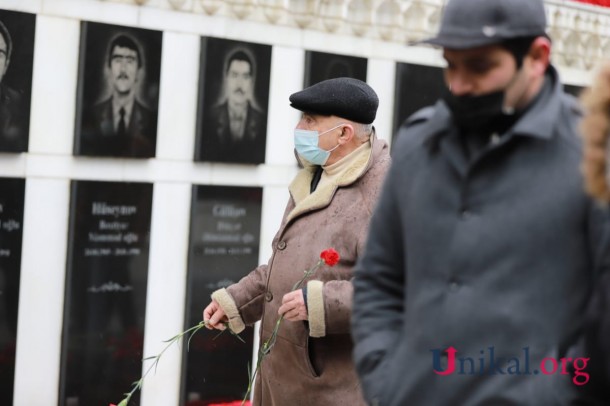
<box><xmin>204</xmin><ymin>77</ymin><xmax>390</xmax><ymax>406</ymax></box>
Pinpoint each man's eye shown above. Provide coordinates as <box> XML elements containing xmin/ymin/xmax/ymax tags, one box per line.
<box><xmin>469</xmin><ymin>62</ymin><xmax>492</xmax><ymax>74</ymax></box>
<box><xmin>112</xmin><ymin>55</ymin><xmax>136</xmax><ymax>64</ymax></box>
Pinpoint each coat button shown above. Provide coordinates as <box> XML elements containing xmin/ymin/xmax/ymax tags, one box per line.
<box><xmin>449</xmin><ymin>281</ymin><xmax>460</xmax><ymax>292</ymax></box>
<box><xmin>277</xmin><ymin>241</ymin><xmax>287</xmax><ymax>250</ymax></box>
<box><xmin>460</xmin><ymin>209</ymin><xmax>471</xmax><ymax>220</ymax></box>
<box><xmin>265</xmin><ymin>292</ymin><xmax>273</xmax><ymax>302</ymax></box>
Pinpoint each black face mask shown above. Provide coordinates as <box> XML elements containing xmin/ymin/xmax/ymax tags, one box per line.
<box><xmin>442</xmin><ymin>63</ymin><xmax>528</xmax><ymax>135</ymax></box>
<box><xmin>442</xmin><ymin>88</ymin><xmax>515</xmax><ymax>135</ymax></box>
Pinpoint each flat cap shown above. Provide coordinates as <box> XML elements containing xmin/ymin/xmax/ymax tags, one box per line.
<box><xmin>289</xmin><ymin>77</ymin><xmax>379</xmax><ymax>124</ymax></box>
<box><xmin>420</xmin><ymin>0</ymin><xmax>547</xmax><ymax>49</ymax></box>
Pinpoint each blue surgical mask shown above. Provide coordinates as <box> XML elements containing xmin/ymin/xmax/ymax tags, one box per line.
<box><xmin>294</xmin><ymin>124</ymin><xmax>343</xmax><ymax>165</ymax></box>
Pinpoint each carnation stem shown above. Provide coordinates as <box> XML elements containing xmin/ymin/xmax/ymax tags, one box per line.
<box><xmin>241</xmin><ymin>259</ymin><xmax>324</xmax><ymax>405</ymax></box>
<box><xmin>115</xmin><ymin>321</ymin><xmax>239</xmax><ymax>406</ymax></box>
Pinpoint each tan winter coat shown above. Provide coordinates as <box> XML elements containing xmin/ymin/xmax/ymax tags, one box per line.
<box><xmin>213</xmin><ymin>135</ymin><xmax>390</xmax><ymax>406</ymax></box>
<box><xmin>580</xmin><ymin>62</ymin><xmax>610</xmax><ymax>203</ymax></box>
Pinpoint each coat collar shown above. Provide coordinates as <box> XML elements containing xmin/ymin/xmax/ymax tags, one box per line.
<box><xmin>510</xmin><ymin>65</ymin><xmax>563</xmax><ymax>141</ymax></box>
<box><xmin>429</xmin><ymin>65</ymin><xmax>564</xmax><ymax>144</ymax></box>
<box><xmin>423</xmin><ymin>65</ymin><xmax>567</xmax><ymax>176</ymax></box>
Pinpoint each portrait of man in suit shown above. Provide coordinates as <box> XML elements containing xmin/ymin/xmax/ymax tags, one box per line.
<box><xmin>75</xmin><ymin>23</ymin><xmax>162</xmax><ymax>159</ymax></box>
<box><xmin>0</xmin><ymin>13</ymin><xmax>35</xmax><ymax>153</ymax></box>
<box><xmin>196</xmin><ymin>39</ymin><xmax>271</xmax><ymax>164</ymax></box>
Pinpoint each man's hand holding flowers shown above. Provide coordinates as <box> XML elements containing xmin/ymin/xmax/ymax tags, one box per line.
<box><xmin>203</xmin><ymin>300</ymin><xmax>228</xmax><ymax>330</ymax></box>
<box><xmin>278</xmin><ymin>289</ymin><xmax>308</xmax><ymax>321</ymax></box>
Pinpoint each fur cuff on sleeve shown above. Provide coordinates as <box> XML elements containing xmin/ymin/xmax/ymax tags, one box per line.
<box><xmin>307</xmin><ymin>280</ymin><xmax>326</xmax><ymax>337</ymax></box>
<box><xmin>211</xmin><ymin>288</ymin><xmax>246</xmax><ymax>333</ymax></box>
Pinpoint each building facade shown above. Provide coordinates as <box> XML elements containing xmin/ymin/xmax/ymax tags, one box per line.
<box><xmin>0</xmin><ymin>0</ymin><xmax>608</xmax><ymax>405</ymax></box>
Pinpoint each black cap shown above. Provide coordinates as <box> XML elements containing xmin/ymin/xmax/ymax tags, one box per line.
<box><xmin>419</xmin><ymin>0</ymin><xmax>547</xmax><ymax>50</ymax></box>
<box><xmin>289</xmin><ymin>77</ymin><xmax>379</xmax><ymax>124</ymax></box>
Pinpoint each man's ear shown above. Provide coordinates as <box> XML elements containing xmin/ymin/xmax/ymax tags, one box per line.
<box><xmin>527</xmin><ymin>36</ymin><xmax>551</xmax><ymax>76</ymax></box>
<box><xmin>338</xmin><ymin>124</ymin><xmax>355</xmax><ymax>144</ymax></box>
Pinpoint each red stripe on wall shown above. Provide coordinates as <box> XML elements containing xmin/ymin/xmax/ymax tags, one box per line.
<box><xmin>573</xmin><ymin>0</ymin><xmax>610</xmax><ymax>7</ymax></box>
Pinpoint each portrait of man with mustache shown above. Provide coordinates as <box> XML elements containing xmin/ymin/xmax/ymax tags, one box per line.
<box><xmin>76</xmin><ymin>24</ymin><xmax>161</xmax><ymax>159</ymax></box>
<box><xmin>197</xmin><ymin>42</ymin><xmax>270</xmax><ymax>165</ymax></box>
<box><xmin>0</xmin><ymin>11</ymin><xmax>35</xmax><ymax>153</ymax></box>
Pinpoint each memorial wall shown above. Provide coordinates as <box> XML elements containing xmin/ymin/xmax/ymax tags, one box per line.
<box><xmin>0</xmin><ymin>0</ymin><xmax>597</xmax><ymax>405</ymax></box>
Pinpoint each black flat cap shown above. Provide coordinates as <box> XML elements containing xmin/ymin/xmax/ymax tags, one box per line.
<box><xmin>289</xmin><ymin>77</ymin><xmax>379</xmax><ymax>124</ymax></box>
<box><xmin>419</xmin><ymin>0</ymin><xmax>547</xmax><ymax>49</ymax></box>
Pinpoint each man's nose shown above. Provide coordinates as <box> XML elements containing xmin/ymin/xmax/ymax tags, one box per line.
<box><xmin>448</xmin><ymin>75</ymin><xmax>473</xmax><ymax>96</ymax></box>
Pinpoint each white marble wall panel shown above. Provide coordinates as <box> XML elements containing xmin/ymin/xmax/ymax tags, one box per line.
<box><xmin>0</xmin><ymin>0</ymin><xmax>42</xmax><ymax>13</ymax></box>
<box><xmin>41</xmin><ymin>0</ymin><xmax>139</xmax><ymax>27</ymax></box>
<box><xmin>139</xmin><ymin>3</ymin><xmax>229</xmax><ymax>37</ymax></box>
<box><xmin>140</xmin><ymin>182</ymin><xmax>191</xmax><ymax>406</ymax></box>
<box><xmin>155</xmin><ymin>31</ymin><xmax>200</xmax><ymax>161</ymax></box>
<box><xmin>265</xmin><ymin>45</ymin><xmax>304</xmax><ymax>166</ymax></box>
<box><xmin>0</xmin><ymin>154</ymin><xmax>26</xmax><ymax>177</ymax></box>
<box><xmin>0</xmin><ymin>0</ymin><xmax>599</xmax><ymax>405</ymax></box>
<box><xmin>28</xmin><ymin>16</ymin><xmax>80</xmax><ymax>155</ymax></box>
<box><xmin>13</xmin><ymin>179</ymin><xmax>70</xmax><ymax>406</ymax></box>
<box><xmin>367</xmin><ymin>58</ymin><xmax>396</xmax><ymax>144</ymax></box>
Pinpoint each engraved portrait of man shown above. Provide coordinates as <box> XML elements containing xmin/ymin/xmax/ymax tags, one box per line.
<box><xmin>0</xmin><ymin>11</ymin><xmax>35</xmax><ymax>153</ymax></box>
<box><xmin>196</xmin><ymin>38</ymin><xmax>271</xmax><ymax>165</ymax></box>
<box><xmin>75</xmin><ymin>23</ymin><xmax>162</xmax><ymax>158</ymax></box>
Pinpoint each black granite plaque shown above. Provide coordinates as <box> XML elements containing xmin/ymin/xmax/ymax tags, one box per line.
<box><xmin>393</xmin><ymin>64</ymin><xmax>586</xmax><ymax>140</ymax></box>
<box><xmin>393</xmin><ymin>62</ymin><xmax>445</xmax><ymax>138</ymax></box>
<box><xmin>182</xmin><ymin>185</ymin><xmax>262</xmax><ymax>404</ymax></box>
<box><xmin>74</xmin><ymin>22</ymin><xmax>162</xmax><ymax>158</ymax></box>
<box><xmin>0</xmin><ymin>10</ymin><xmax>36</xmax><ymax>153</ymax></box>
<box><xmin>195</xmin><ymin>37</ymin><xmax>271</xmax><ymax>165</ymax></box>
<box><xmin>304</xmin><ymin>50</ymin><xmax>367</xmax><ymax>87</ymax></box>
<box><xmin>0</xmin><ymin>177</ymin><xmax>25</xmax><ymax>405</ymax></box>
<box><xmin>60</xmin><ymin>180</ymin><xmax>153</xmax><ymax>406</ymax></box>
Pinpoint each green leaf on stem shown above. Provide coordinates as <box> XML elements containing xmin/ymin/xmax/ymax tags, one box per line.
<box><xmin>113</xmin><ymin>320</ymin><xmax>243</xmax><ymax>406</ymax></box>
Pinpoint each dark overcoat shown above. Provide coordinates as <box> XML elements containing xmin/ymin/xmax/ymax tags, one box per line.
<box><xmin>352</xmin><ymin>67</ymin><xmax>610</xmax><ymax>405</ymax></box>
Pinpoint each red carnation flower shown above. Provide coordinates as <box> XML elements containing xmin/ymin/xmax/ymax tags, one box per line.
<box><xmin>320</xmin><ymin>248</ymin><xmax>340</xmax><ymax>266</ymax></box>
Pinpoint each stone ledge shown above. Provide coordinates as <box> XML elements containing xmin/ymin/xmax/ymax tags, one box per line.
<box><xmin>100</xmin><ymin>0</ymin><xmax>610</xmax><ymax>71</ymax></box>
